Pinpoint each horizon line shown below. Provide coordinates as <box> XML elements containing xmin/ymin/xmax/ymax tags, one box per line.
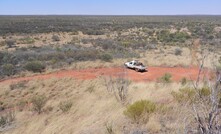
<box><xmin>0</xmin><ymin>14</ymin><xmax>221</xmax><ymax>16</ymax></box>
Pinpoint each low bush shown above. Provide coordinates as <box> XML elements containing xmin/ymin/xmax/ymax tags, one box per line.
<box><xmin>0</xmin><ymin>41</ymin><xmax>139</xmax><ymax>78</ymax></box>
<box><xmin>157</xmin><ymin>30</ymin><xmax>191</xmax><ymax>43</ymax></box>
<box><xmin>5</xmin><ymin>39</ymin><xmax>16</xmax><ymax>48</ymax></box>
<box><xmin>0</xmin><ymin>110</ymin><xmax>15</xmax><ymax>128</ymax></box>
<box><xmin>0</xmin><ymin>41</ymin><xmax>6</xmax><ymax>47</ymax></box>
<box><xmin>180</xmin><ymin>77</ymin><xmax>188</xmax><ymax>86</ymax></box>
<box><xmin>159</xmin><ymin>73</ymin><xmax>172</xmax><ymax>83</ymax></box>
<box><xmin>175</xmin><ymin>48</ymin><xmax>182</xmax><ymax>56</ymax></box>
<box><xmin>31</xmin><ymin>95</ymin><xmax>47</xmax><ymax>114</ymax></box>
<box><xmin>59</xmin><ymin>100</ymin><xmax>72</xmax><ymax>113</ymax></box>
<box><xmin>52</xmin><ymin>35</ymin><xmax>60</xmax><ymax>41</ymax></box>
<box><xmin>172</xmin><ymin>86</ymin><xmax>211</xmax><ymax>103</ymax></box>
<box><xmin>124</xmin><ymin>100</ymin><xmax>156</xmax><ymax>123</ymax></box>
<box><xmin>100</xmin><ymin>53</ymin><xmax>113</xmax><ymax>62</ymax></box>
<box><xmin>24</xmin><ymin>61</ymin><xmax>45</xmax><ymax>73</ymax></box>
<box><xmin>2</xmin><ymin>64</ymin><xmax>14</xmax><ymax>76</ymax></box>
<box><xmin>199</xmin><ymin>86</ymin><xmax>211</xmax><ymax>97</ymax></box>
<box><xmin>83</xmin><ymin>29</ymin><xmax>105</xmax><ymax>35</ymax></box>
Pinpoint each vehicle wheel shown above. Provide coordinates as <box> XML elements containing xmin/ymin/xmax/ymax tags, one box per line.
<box><xmin>124</xmin><ymin>64</ymin><xmax>128</xmax><ymax>68</ymax></box>
<box><xmin>135</xmin><ymin>68</ymin><xmax>139</xmax><ymax>72</ymax></box>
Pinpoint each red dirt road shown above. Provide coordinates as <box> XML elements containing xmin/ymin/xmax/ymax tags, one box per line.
<box><xmin>0</xmin><ymin>66</ymin><xmax>210</xmax><ymax>84</ymax></box>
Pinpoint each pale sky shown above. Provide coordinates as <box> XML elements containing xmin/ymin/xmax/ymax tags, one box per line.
<box><xmin>0</xmin><ymin>0</ymin><xmax>220</xmax><ymax>15</ymax></box>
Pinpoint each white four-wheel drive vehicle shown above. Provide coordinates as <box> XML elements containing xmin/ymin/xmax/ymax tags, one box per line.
<box><xmin>124</xmin><ymin>60</ymin><xmax>147</xmax><ymax>72</ymax></box>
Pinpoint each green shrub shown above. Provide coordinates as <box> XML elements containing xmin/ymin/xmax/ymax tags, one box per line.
<box><xmin>157</xmin><ymin>30</ymin><xmax>171</xmax><ymax>42</ymax></box>
<box><xmin>199</xmin><ymin>86</ymin><xmax>211</xmax><ymax>97</ymax></box>
<box><xmin>124</xmin><ymin>100</ymin><xmax>156</xmax><ymax>122</ymax></box>
<box><xmin>31</xmin><ymin>95</ymin><xmax>47</xmax><ymax>114</ymax></box>
<box><xmin>100</xmin><ymin>53</ymin><xmax>113</xmax><ymax>62</ymax></box>
<box><xmin>172</xmin><ymin>86</ymin><xmax>211</xmax><ymax>104</ymax></box>
<box><xmin>2</xmin><ymin>63</ymin><xmax>14</xmax><ymax>76</ymax></box>
<box><xmin>159</xmin><ymin>73</ymin><xmax>172</xmax><ymax>83</ymax></box>
<box><xmin>157</xmin><ymin>30</ymin><xmax>190</xmax><ymax>43</ymax></box>
<box><xmin>59</xmin><ymin>100</ymin><xmax>72</xmax><ymax>113</ymax></box>
<box><xmin>24</xmin><ymin>61</ymin><xmax>45</xmax><ymax>73</ymax></box>
<box><xmin>181</xmin><ymin>77</ymin><xmax>188</xmax><ymax>86</ymax></box>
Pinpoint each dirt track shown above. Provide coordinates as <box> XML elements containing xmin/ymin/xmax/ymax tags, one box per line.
<box><xmin>0</xmin><ymin>66</ymin><xmax>210</xmax><ymax>84</ymax></box>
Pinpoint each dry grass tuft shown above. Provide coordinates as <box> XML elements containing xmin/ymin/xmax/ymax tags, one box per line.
<box><xmin>146</xmin><ymin>116</ymin><xmax>162</xmax><ymax>133</ymax></box>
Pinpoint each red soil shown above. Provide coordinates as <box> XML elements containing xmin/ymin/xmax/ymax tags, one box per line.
<box><xmin>0</xmin><ymin>66</ymin><xmax>210</xmax><ymax>84</ymax></box>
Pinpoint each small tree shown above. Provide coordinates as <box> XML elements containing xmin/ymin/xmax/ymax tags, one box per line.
<box><xmin>184</xmin><ymin>55</ymin><xmax>221</xmax><ymax>133</ymax></box>
<box><xmin>31</xmin><ymin>95</ymin><xmax>47</xmax><ymax>114</ymax></box>
<box><xmin>103</xmin><ymin>69</ymin><xmax>130</xmax><ymax>103</ymax></box>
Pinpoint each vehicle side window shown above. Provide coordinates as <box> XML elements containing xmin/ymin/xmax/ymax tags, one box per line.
<box><xmin>129</xmin><ymin>62</ymin><xmax>132</xmax><ymax>64</ymax></box>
